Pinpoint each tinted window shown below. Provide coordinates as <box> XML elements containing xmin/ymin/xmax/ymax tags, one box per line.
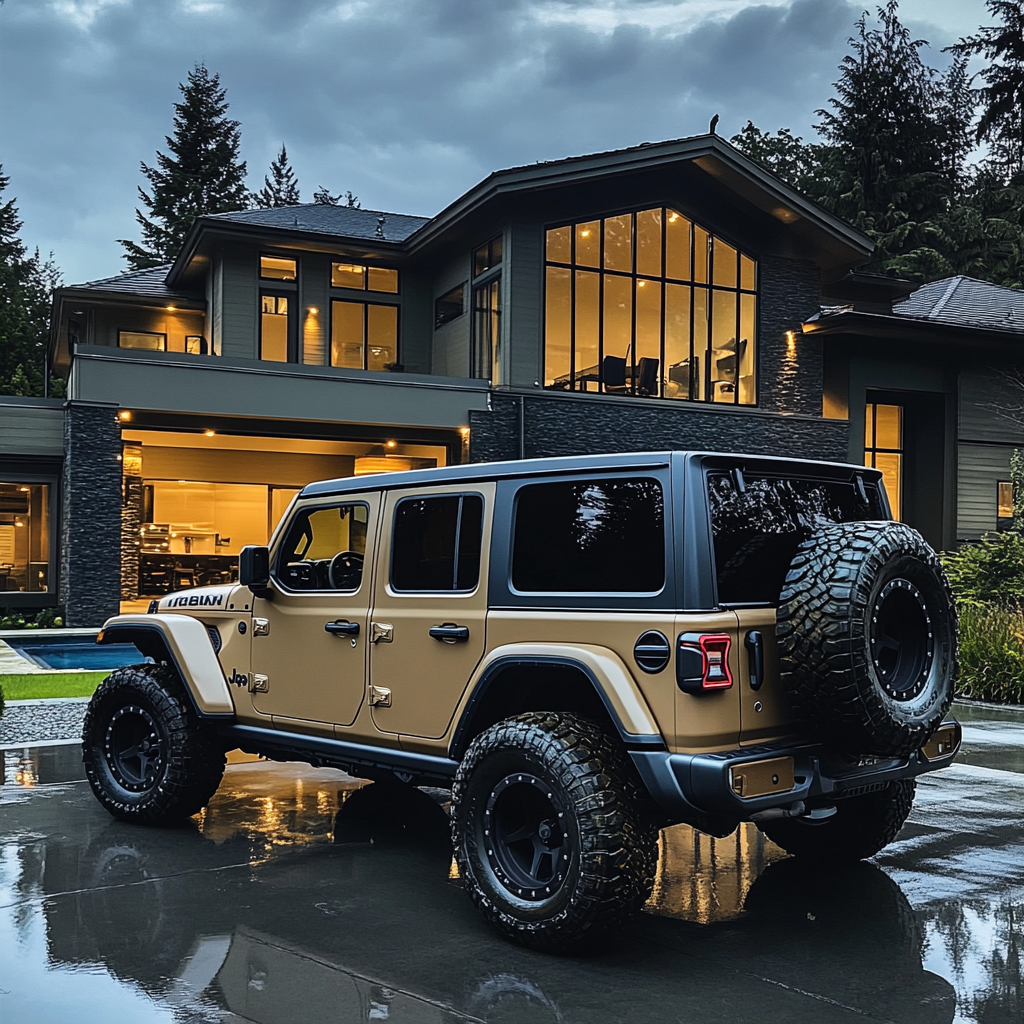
<box><xmin>709</xmin><ymin>473</ymin><xmax>882</xmax><ymax>605</ymax></box>
<box><xmin>512</xmin><ymin>478</ymin><xmax>664</xmax><ymax>593</ymax></box>
<box><xmin>277</xmin><ymin>504</ymin><xmax>368</xmax><ymax>591</ymax></box>
<box><xmin>392</xmin><ymin>494</ymin><xmax>483</xmax><ymax>592</ymax></box>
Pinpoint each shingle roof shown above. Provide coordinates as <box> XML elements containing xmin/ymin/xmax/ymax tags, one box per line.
<box><xmin>895</xmin><ymin>276</ymin><xmax>1024</xmax><ymax>334</ymax></box>
<box><xmin>71</xmin><ymin>265</ymin><xmax>183</xmax><ymax>299</ymax></box>
<box><xmin>205</xmin><ymin>204</ymin><xmax>429</xmax><ymax>242</ymax></box>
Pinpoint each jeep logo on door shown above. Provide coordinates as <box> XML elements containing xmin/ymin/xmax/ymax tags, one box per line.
<box><xmin>228</xmin><ymin>669</ymin><xmax>248</xmax><ymax>688</ymax></box>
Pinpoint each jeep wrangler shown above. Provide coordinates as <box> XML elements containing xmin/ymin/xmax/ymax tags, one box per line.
<box><xmin>83</xmin><ymin>451</ymin><xmax>960</xmax><ymax>950</ymax></box>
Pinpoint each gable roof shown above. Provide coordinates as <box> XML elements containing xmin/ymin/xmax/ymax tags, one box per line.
<box><xmin>895</xmin><ymin>275</ymin><xmax>1024</xmax><ymax>334</ymax></box>
<box><xmin>205</xmin><ymin>204</ymin><xmax>428</xmax><ymax>243</ymax></box>
<box><xmin>70</xmin><ymin>264</ymin><xmax>182</xmax><ymax>301</ymax></box>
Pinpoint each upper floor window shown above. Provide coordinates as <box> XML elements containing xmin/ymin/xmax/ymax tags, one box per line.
<box><xmin>474</xmin><ymin>236</ymin><xmax>502</xmax><ymax>277</ymax></box>
<box><xmin>435</xmin><ymin>285</ymin><xmax>465</xmax><ymax>329</ymax></box>
<box><xmin>544</xmin><ymin>208</ymin><xmax>757</xmax><ymax>405</ymax></box>
<box><xmin>261</xmin><ymin>293</ymin><xmax>294</xmax><ymax>362</ymax></box>
<box><xmin>332</xmin><ymin>262</ymin><xmax>399</xmax><ymax>294</ymax></box>
<box><xmin>331</xmin><ymin>300</ymin><xmax>398</xmax><ymax>372</ymax></box>
<box><xmin>119</xmin><ymin>330</ymin><xmax>166</xmax><ymax>351</ymax></box>
<box><xmin>260</xmin><ymin>255</ymin><xmax>297</xmax><ymax>281</ymax></box>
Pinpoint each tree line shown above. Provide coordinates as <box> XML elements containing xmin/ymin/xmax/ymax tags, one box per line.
<box><xmin>732</xmin><ymin>0</ymin><xmax>1024</xmax><ymax>286</ymax></box>
<box><xmin>3</xmin><ymin>1</ymin><xmax>1024</xmax><ymax>396</ymax></box>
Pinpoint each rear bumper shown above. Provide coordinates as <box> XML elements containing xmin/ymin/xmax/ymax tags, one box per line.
<box><xmin>630</xmin><ymin>719</ymin><xmax>961</xmax><ymax>825</ymax></box>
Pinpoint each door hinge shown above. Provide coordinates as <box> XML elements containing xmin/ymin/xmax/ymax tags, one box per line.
<box><xmin>253</xmin><ymin>618</ymin><xmax>270</xmax><ymax>637</ymax></box>
<box><xmin>368</xmin><ymin>685</ymin><xmax>392</xmax><ymax>707</ymax></box>
<box><xmin>250</xmin><ymin>673</ymin><xmax>269</xmax><ymax>693</ymax></box>
<box><xmin>370</xmin><ymin>621</ymin><xmax>393</xmax><ymax>644</ymax></box>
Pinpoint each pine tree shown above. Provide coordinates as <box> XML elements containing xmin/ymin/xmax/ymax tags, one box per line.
<box><xmin>118</xmin><ymin>64</ymin><xmax>250</xmax><ymax>270</ymax></box>
<box><xmin>254</xmin><ymin>144</ymin><xmax>300</xmax><ymax>208</ymax></box>
<box><xmin>954</xmin><ymin>1</ymin><xmax>1024</xmax><ymax>176</ymax></box>
<box><xmin>312</xmin><ymin>186</ymin><xmax>360</xmax><ymax>208</ymax></box>
<box><xmin>0</xmin><ymin>165</ymin><xmax>60</xmax><ymax>397</ymax></box>
<box><xmin>730</xmin><ymin>122</ymin><xmax>830</xmax><ymax>197</ymax></box>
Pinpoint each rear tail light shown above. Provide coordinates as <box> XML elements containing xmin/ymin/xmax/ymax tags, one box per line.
<box><xmin>677</xmin><ymin>632</ymin><xmax>733</xmax><ymax>694</ymax></box>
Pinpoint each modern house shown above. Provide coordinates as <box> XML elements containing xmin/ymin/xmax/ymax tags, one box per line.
<box><xmin>2</xmin><ymin>133</ymin><xmax>1021</xmax><ymax>625</ymax></box>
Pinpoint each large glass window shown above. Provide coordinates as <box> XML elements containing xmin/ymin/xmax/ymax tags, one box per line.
<box><xmin>331</xmin><ymin>300</ymin><xmax>398</xmax><ymax>371</ymax></box>
<box><xmin>544</xmin><ymin>209</ymin><xmax>757</xmax><ymax>404</ymax></box>
<box><xmin>391</xmin><ymin>494</ymin><xmax>483</xmax><ymax>592</ymax></box>
<box><xmin>260</xmin><ymin>255</ymin><xmax>297</xmax><ymax>281</ymax></box>
<box><xmin>260</xmin><ymin>294</ymin><xmax>293</xmax><ymax>362</ymax></box>
<box><xmin>331</xmin><ymin>262</ymin><xmax>399</xmax><ymax>293</ymax></box>
<box><xmin>865</xmin><ymin>403</ymin><xmax>903</xmax><ymax>520</ymax></box>
<box><xmin>0</xmin><ymin>483</ymin><xmax>50</xmax><ymax>593</ymax></box>
<box><xmin>511</xmin><ymin>478</ymin><xmax>664</xmax><ymax>593</ymax></box>
<box><xmin>472</xmin><ymin>279</ymin><xmax>501</xmax><ymax>381</ymax></box>
<box><xmin>276</xmin><ymin>503</ymin><xmax>369</xmax><ymax>591</ymax></box>
<box><xmin>119</xmin><ymin>331</ymin><xmax>166</xmax><ymax>351</ymax></box>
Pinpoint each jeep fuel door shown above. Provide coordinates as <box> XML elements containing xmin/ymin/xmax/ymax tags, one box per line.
<box><xmin>368</xmin><ymin>483</ymin><xmax>494</xmax><ymax>739</ymax></box>
<box><xmin>250</xmin><ymin>495</ymin><xmax>381</xmax><ymax>731</ymax></box>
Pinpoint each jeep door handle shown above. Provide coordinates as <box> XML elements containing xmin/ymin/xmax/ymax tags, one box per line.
<box><xmin>325</xmin><ymin>620</ymin><xmax>360</xmax><ymax>636</ymax></box>
<box><xmin>429</xmin><ymin>623</ymin><xmax>470</xmax><ymax>643</ymax></box>
<box><xmin>745</xmin><ymin>630</ymin><xmax>765</xmax><ymax>691</ymax></box>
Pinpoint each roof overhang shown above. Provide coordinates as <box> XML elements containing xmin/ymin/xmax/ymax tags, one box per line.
<box><xmin>803</xmin><ymin>309</ymin><xmax>1024</xmax><ymax>351</ymax></box>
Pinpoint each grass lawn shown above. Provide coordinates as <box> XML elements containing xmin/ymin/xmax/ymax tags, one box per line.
<box><xmin>1</xmin><ymin>671</ymin><xmax>108</xmax><ymax>700</ymax></box>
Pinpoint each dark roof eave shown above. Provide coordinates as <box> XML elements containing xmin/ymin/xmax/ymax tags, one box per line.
<box><xmin>803</xmin><ymin>309</ymin><xmax>1024</xmax><ymax>349</ymax></box>
<box><xmin>52</xmin><ymin>285</ymin><xmax>204</xmax><ymax>309</ymax></box>
<box><xmin>166</xmin><ymin>218</ymin><xmax>408</xmax><ymax>286</ymax></box>
<box><xmin>403</xmin><ymin>134</ymin><xmax>875</xmax><ymax>260</ymax></box>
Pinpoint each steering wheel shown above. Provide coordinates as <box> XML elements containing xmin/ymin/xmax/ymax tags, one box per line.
<box><xmin>328</xmin><ymin>550</ymin><xmax>364</xmax><ymax>591</ymax></box>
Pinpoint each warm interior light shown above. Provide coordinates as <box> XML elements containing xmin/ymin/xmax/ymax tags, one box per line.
<box><xmin>580</xmin><ymin>230</ymin><xmax>590</xmax><ymax>237</ymax></box>
<box><xmin>668</xmin><ymin>212</ymin><xmax>679</xmax><ymax>223</ymax></box>
<box><xmin>15</xmin><ymin>520</ymin><xmax>24</xmax><ymax>527</ymax></box>
<box><xmin>166</xmin><ymin>305</ymin><xmax>176</xmax><ymax>312</ymax></box>
<box><xmin>18</xmin><ymin>486</ymin><xmax>29</xmax><ymax>492</ymax></box>
<box><xmin>386</xmin><ymin>439</ymin><xmax>396</xmax><ymax>448</ymax></box>
<box><xmin>460</xmin><ymin>426</ymin><xmax>470</xmax><ymax>435</ymax></box>
<box><xmin>118</xmin><ymin>410</ymin><xmax>132</xmax><ymax>421</ymax></box>
<box><xmin>204</xmin><ymin>430</ymin><xmax>215</xmax><ymax>437</ymax></box>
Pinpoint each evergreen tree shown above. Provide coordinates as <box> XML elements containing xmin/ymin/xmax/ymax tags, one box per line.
<box><xmin>119</xmin><ymin>64</ymin><xmax>250</xmax><ymax>270</ymax></box>
<box><xmin>954</xmin><ymin>1</ymin><xmax>1024</xmax><ymax>176</ymax></box>
<box><xmin>254</xmin><ymin>144</ymin><xmax>300</xmax><ymax>208</ymax></box>
<box><xmin>0</xmin><ymin>165</ymin><xmax>61</xmax><ymax>398</ymax></box>
<box><xmin>312</xmin><ymin>186</ymin><xmax>360</xmax><ymax>208</ymax></box>
<box><xmin>730</xmin><ymin>122</ymin><xmax>830</xmax><ymax>197</ymax></box>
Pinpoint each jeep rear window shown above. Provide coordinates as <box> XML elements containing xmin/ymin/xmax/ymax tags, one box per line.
<box><xmin>709</xmin><ymin>472</ymin><xmax>881</xmax><ymax>605</ymax></box>
<box><xmin>391</xmin><ymin>494</ymin><xmax>483</xmax><ymax>592</ymax></box>
<box><xmin>512</xmin><ymin>478</ymin><xmax>664</xmax><ymax>593</ymax></box>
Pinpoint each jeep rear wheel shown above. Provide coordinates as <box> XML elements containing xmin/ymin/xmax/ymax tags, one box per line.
<box><xmin>758</xmin><ymin>780</ymin><xmax>916</xmax><ymax>862</ymax></box>
<box><xmin>777</xmin><ymin>521</ymin><xmax>957</xmax><ymax>757</ymax></box>
<box><xmin>82</xmin><ymin>664</ymin><xmax>226</xmax><ymax>825</ymax></box>
<box><xmin>452</xmin><ymin>712</ymin><xmax>658</xmax><ymax>952</ymax></box>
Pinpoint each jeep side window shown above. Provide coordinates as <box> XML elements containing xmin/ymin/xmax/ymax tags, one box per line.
<box><xmin>511</xmin><ymin>478</ymin><xmax>664</xmax><ymax>593</ymax></box>
<box><xmin>276</xmin><ymin>503</ymin><xmax>369</xmax><ymax>591</ymax></box>
<box><xmin>391</xmin><ymin>494</ymin><xmax>483</xmax><ymax>592</ymax></box>
<box><xmin>709</xmin><ymin>473</ymin><xmax>880</xmax><ymax>605</ymax></box>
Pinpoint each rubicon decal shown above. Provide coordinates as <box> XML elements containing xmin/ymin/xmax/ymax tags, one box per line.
<box><xmin>165</xmin><ymin>593</ymin><xmax>225</xmax><ymax>608</ymax></box>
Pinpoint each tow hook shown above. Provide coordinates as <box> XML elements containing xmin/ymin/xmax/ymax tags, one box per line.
<box><xmin>750</xmin><ymin>801</ymin><xmax>821</xmax><ymax>822</ymax></box>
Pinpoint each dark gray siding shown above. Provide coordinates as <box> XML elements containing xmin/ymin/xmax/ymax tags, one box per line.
<box><xmin>959</xmin><ymin>368</ymin><xmax>1024</xmax><ymax>444</ymax></box>
<box><xmin>470</xmin><ymin>392</ymin><xmax>849</xmax><ymax>464</ymax></box>
<box><xmin>505</xmin><ymin>223</ymin><xmax>544</xmax><ymax>389</ymax></box>
<box><xmin>0</xmin><ymin>399</ymin><xmax>64</xmax><ymax>456</ymax></box>
<box><xmin>431</xmin><ymin>254</ymin><xmax>472</xmax><ymax>377</ymax></box>
<box><xmin>300</xmin><ymin>253</ymin><xmax>331</xmax><ymax>366</ymax></box>
<box><xmin>400</xmin><ymin>271</ymin><xmax>432</xmax><ymax>375</ymax></box>
<box><xmin>957</xmin><ymin>442</ymin><xmax>1014</xmax><ymax>539</ymax></box>
<box><xmin>60</xmin><ymin>402</ymin><xmax>122</xmax><ymax>626</ymax></box>
<box><xmin>219</xmin><ymin>244</ymin><xmax>258</xmax><ymax>360</ymax></box>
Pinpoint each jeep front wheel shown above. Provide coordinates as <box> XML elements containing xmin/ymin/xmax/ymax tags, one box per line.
<box><xmin>82</xmin><ymin>663</ymin><xmax>226</xmax><ymax>825</ymax></box>
<box><xmin>757</xmin><ymin>780</ymin><xmax>916</xmax><ymax>862</ymax></box>
<box><xmin>451</xmin><ymin>712</ymin><xmax>658</xmax><ymax>952</ymax></box>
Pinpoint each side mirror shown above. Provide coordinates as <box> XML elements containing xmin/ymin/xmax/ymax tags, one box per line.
<box><xmin>238</xmin><ymin>546</ymin><xmax>270</xmax><ymax>590</ymax></box>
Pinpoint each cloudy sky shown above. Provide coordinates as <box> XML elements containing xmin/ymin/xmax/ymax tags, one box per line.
<box><xmin>0</xmin><ymin>0</ymin><xmax>991</xmax><ymax>283</ymax></box>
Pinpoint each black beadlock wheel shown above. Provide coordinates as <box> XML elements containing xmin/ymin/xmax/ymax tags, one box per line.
<box><xmin>776</xmin><ymin>521</ymin><xmax>957</xmax><ymax>757</ymax></box>
<box><xmin>452</xmin><ymin>712</ymin><xmax>658</xmax><ymax>952</ymax></box>
<box><xmin>82</xmin><ymin>663</ymin><xmax>226</xmax><ymax>825</ymax></box>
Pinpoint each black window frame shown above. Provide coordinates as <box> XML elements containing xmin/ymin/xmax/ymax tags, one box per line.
<box><xmin>259</xmin><ymin>289</ymin><xmax>298</xmax><ymax>363</ymax></box>
<box><xmin>0</xmin><ymin>460</ymin><xmax>61</xmax><ymax>608</ymax></box>
<box><xmin>330</xmin><ymin>261</ymin><xmax>400</xmax><ymax>294</ymax></box>
<box><xmin>471</xmin><ymin>277</ymin><xmax>501</xmax><ymax>381</ymax></box>
<box><xmin>259</xmin><ymin>252</ymin><xmax>298</xmax><ymax>282</ymax></box>
<box><xmin>118</xmin><ymin>329</ymin><xmax>167</xmax><ymax>352</ymax></box>
<box><xmin>329</xmin><ymin>298</ymin><xmax>401</xmax><ymax>372</ymax></box>
<box><xmin>473</xmin><ymin>235</ymin><xmax>503</xmax><ymax>278</ymax></box>
<box><xmin>998</xmin><ymin>479</ymin><xmax>1014</xmax><ymax>529</ymax></box>
<box><xmin>434</xmin><ymin>284</ymin><xmax>466</xmax><ymax>330</ymax></box>
<box><xmin>389</xmin><ymin>492</ymin><xmax>485</xmax><ymax>594</ymax></box>
<box><xmin>271</xmin><ymin>501</ymin><xmax>371</xmax><ymax>594</ymax></box>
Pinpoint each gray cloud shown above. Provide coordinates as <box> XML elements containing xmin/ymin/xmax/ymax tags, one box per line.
<box><xmin>0</xmin><ymin>0</ymin><xmax>979</xmax><ymax>282</ymax></box>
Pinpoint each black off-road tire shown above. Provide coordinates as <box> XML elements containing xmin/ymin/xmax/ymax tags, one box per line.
<box><xmin>777</xmin><ymin>521</ymin><xmax>957</xmax><ymax>757</ymax></box>
<box><xmin>82</xmin><ymin>663</ymin><xmax>226</xmax><ymax>825</ymax></box>
<box><xmin>758</xmin><ymin>779</ymin><xmax>916</xmax><ymax>862</ymax></box>
<box><xmin>452</xmin><ymin>712</ymin><xmax>658</xmax><ymax>952</ymax></box>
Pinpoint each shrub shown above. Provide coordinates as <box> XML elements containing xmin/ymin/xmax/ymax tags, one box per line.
<box><xmin>0</xmin><ymin>607</ymin><xmax>65</xmax><ymax>629</ymax></box>
<box><xmin>955</xmin><ymin>604</ymin><xmax>1024</xmax><ymax>704</ymax></box>
<box><xmin>941</xmin><ymin>532</ymin><xmax>1024</xmax><ymax>608</ymax></box>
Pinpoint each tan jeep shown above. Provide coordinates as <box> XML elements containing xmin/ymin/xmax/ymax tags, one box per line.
<box><xmin>83</xmin><ymin>451</ymin><xmax>961</xmax><ymax>950</ymax></box>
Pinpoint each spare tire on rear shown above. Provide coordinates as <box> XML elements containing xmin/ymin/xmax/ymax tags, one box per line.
<box><xmin>776</xmin><ymin>521</ymin><xmax>957</xmax><ymax>758</ymax></box>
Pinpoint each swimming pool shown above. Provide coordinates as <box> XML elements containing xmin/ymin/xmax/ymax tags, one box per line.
<box><xmin>7</xmin><ymin>636</ymin><xmax>145</xmax><ymax>672</ymax></box>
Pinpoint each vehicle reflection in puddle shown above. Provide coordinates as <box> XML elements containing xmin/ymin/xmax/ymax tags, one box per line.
<box><xmin>3</xmin><ymin>748</ymin><xmax>1023</xmax><ymax>1022</ymax></box>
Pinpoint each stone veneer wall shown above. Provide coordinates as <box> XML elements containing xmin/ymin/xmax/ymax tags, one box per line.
<box><xmin>60</xmin><ymin>402</ymin><xmax>122</xmax><ymax>626</ymax></box>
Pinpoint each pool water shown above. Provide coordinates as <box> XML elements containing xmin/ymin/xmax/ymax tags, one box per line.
<box><xmin>8</xmin><ymin>640</ymin><xmax>145</xmax><ymax>671</ymax></box>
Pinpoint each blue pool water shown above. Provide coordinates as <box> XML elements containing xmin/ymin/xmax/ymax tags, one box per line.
<box><xmin>8</xmin><ymin>640</ymin><xmax>145</xmax><ymax>671</ymax></box>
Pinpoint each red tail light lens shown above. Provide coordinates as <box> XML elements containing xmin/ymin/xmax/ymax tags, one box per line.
<box><xmin>677</xmin><ymin>632</ymin><xmax>733</xmax><ymax>694</ymax></box>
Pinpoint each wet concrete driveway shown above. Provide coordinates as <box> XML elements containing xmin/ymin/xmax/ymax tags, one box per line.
<box><xmin>2</xmin><ymin>702</ymin><xmax>1023</xmax><ymax>1023</ymax></box>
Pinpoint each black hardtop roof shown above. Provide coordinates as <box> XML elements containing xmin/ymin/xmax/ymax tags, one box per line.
<box><xmin>299</xmin><ymin>450</ymin><xmax>873</xmax><ymax>499</ymax></box>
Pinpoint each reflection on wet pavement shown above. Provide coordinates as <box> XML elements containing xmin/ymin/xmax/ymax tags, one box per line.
<box><xmin>0</xmin><ymin>703</ymin><xmax>1021</xmax><ymax>1022</ymax></box>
